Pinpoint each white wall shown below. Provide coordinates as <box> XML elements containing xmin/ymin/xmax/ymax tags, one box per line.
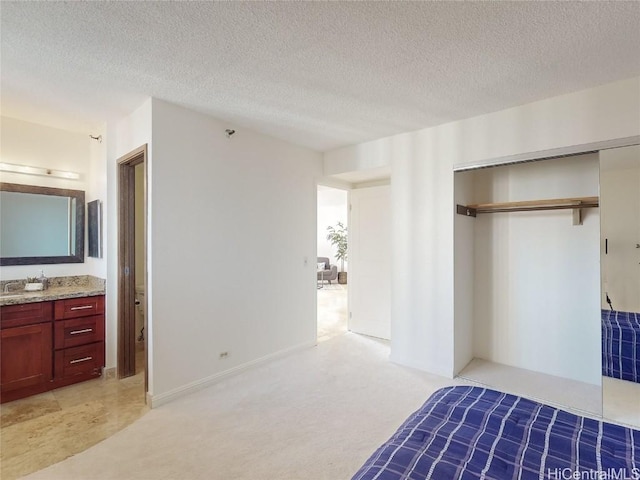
<box><xmin>106</xmin><ymin>99</ymin><xmax>152</xmax><ymax>372</ymax></box>
<box><xmin>390</xmin><ymin>129</ymin><xmax>456</xmax><ymax>376</ymax></box>
<box><xmin>600</xmin><ymin>147</ymin><xmax>640</xmax><ymax>313</ymax></box>
<box><xmin>453</xmin><ymin>171</ymin><xmax>475</xmax><ymax>375</ymax></box>
<box><xmin>0</xmin><ymin>116</ymin><xmax>107</xmax><ymax>280</ymax></box>
<box><xmin>349</xmin><ymin>185</ymin><xmax>391</xmax><ymax>340</ymax></box>
<box><xmin>149</xmin><ymin>99</ymin><xmax>322</xmax><ymax>402</ymax></box>
<box><xmin>324</xmin><ymin>78</ymin><xmax>640</xmax><ymax>176</ymax></box>
<box><xmin>324</xmin><ymin>139</ymin><xmax>393</xmax><ymax>178</ymax></box>
<box><xmin>323</xmin><ymin>76</ymin><xmax>640</xmax><ymax>378</ymax></box>
<box><xmin>471</xmin><ymin>154</ymin><xmax>601</xmax><ymax>385</ymax></box>
<box><xmin>85</xmin><ymin>123</ymin><xmax>107</xmax><ymax>279</ymax></box>
<box><xmin>317</xmin><ymin>185</ymin><xmax>348</xmax><ymax>270</ymax></box>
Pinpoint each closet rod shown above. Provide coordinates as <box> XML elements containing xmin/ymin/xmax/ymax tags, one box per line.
<box><xmin>456</xmin><ymin>196</ymin><xmax>598</xmax><ymax>217</ymax></box>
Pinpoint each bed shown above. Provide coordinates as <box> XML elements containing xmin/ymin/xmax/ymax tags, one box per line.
<box><xmin>602</xmin><ymin>309</ymin><xmax>640</xmax><ymax>383</ymax></box>
<box><xmin>352</xmin><ymin>386</ymin><xmax>639</xmax><ymax>480</ymax></box>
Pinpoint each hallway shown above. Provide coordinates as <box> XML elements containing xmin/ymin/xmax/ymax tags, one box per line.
<box><xmin>317</xmin><ymin>282</ymin><xmax>347</xmax><ymax>342</ymax></box>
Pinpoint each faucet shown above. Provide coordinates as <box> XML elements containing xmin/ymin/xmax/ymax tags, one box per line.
<box><xmin>3</xmin><ymin>282</ymin><xmax>21</xmax><ymax>293</ymax></box>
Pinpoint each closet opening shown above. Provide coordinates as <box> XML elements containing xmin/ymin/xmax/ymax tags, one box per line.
<box><xmin>454</xmin><ymin>152</ymin><xmax>602</xmax><ymax>415</ymax></box>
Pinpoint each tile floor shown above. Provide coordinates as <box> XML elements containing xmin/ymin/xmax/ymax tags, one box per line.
<box><xmin>1</xmin><ymin>346</ymin><xmax>148</xmax><ymax>480</ymax></box>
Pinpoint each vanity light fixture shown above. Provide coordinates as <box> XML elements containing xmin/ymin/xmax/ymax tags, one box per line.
<box><xmin>0</xmin><ymin>162</ymin><xmax>80</xmax><ymax>180</ymax></box>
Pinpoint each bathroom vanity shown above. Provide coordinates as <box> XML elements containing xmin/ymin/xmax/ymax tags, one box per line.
<box><xmin>0</xmin><ymin>276</ymin><xmax>105</xmax><ymax>403</ymax></box>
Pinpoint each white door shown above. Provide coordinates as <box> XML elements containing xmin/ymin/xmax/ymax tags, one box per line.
<box><xmin>349</xmin><ymin>185</ymin><xmax>391</xmax><ymax>339</ymax></box>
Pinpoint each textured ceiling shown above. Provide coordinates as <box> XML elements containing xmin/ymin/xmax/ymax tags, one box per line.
<box><xmin>1</xmin><ymin>1</ymin><xmax>640</xmax><ymax>152</ymax></box>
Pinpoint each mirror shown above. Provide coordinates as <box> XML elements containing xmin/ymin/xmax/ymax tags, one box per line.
<box><xmin>0</xmin><ymin>182</ymin><xmax>85</xmax><ymax>266</ymax></box>
<box><xmin>600</xmin><ymin>145</ymin><xmax>640</xmax><ymax>428</ymax></box>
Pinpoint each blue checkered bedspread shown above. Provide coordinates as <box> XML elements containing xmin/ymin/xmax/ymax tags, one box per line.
<box><xmin>352</xmin><ymin>386</ymin><xmax>640</xmax><ymax>480</ymax></box>
<box><xmin>602</xmin><ymin>310</ymin><xmax>640</xmax><ymax>383</ymax></box>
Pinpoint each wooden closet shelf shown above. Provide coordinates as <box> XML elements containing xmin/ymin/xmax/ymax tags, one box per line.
<box><xmin>457</xmin><ymin>196</ymin><xmax>599</xmax><ymax>217</ymax></box>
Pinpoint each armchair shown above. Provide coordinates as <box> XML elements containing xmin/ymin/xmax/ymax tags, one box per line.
<box><xmin>317</xmin><ymin>257</ymin><xmax>338</xmax><ymax>285</ymax></box>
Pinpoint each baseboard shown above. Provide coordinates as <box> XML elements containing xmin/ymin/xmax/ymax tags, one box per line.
<box><xmin>102</xmin><ymin>367</ymin><xmax>116</xmax><ymax>380</ymax></box>
<box><xmin>148</xmin><ymin>340</ymin><xmax>317</xmax><ymax>408</ymax></box>
<box><xmin>389</xmin><ymin>352</ymin><xmax>454</xmax><ymax>379</ymax></box>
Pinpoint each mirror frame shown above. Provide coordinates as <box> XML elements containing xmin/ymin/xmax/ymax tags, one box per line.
<box><xmin>0</xmin><ymin>182</ymin><xmax>85</xmax><ymax>266</ymax></box>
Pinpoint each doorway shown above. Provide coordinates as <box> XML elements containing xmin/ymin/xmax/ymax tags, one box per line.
<box><xmin>317</xmin><ymin>185</ymin><xmax>348</xmax><ymax>342</ymax></box>
<box><xmin>117</xmin><ymin>145</ymin><xmax>147</xmax><ymax>388</ymax></box>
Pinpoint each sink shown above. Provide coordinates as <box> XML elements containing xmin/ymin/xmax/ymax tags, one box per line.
<box><xmin>0</xmin><ymin>293</ymin><xmax>24</xmax><ymax>299</ymax></box>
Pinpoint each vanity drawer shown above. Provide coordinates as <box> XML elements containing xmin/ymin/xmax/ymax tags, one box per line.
<box><xmin>54</xmin><ymin>315</ymin><xmax>105</xmax><ymax>350</ymax></box>
<box><xmin>54</xmin><ymin>342</ymin><xmax>104</xmax><ymax>379</ymax></box>
<box><xmin>55</xmin><ymin>296</ymin><xmax>104</xmax><ymax>320</ymax></box>
<box><xmin>1</xmin><ymin>301</ymin><xmax>53</xmax><ymax>329</ymax></box>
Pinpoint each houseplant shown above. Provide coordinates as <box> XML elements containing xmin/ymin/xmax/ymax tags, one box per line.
<box><xmin>326</xmin><ymin>222</ymin><xmax>348</xmax><ymax>284</ymax></box>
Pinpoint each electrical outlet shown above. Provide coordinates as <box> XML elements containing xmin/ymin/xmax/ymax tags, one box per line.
<box><xmin>219</xmin><ymin>351</ymin><xmax>229</xmax><ymax>359</ymax></box>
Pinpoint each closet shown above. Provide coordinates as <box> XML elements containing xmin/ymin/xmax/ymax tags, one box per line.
<box><xmin>454</xmin><ymin>153</ymin><xmax>602</xmax><ymax>415</ymax></box>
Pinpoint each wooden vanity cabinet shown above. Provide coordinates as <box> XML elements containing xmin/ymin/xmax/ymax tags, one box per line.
<box><xmin>0</xmin><ymin>302</ymin><xmax>54</xmax><ymax>403</ymax></box>
<box><xmin>53</xmin><ymin>295</ymin><xmax>105</xmax><ymax>388</ymax></box>
<box><xmin>0</xmin><ymin>294</ymin><xmax>105</xmax><ymax>403</ymax></box>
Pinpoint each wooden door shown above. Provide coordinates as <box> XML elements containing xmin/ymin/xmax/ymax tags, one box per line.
<box><xmin>117</xmin><ymin>144</ymin><xmax>147</xmax><ymax>383</ymax></box>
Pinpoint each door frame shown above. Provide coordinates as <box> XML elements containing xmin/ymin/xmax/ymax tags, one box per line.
<box><xmin>117</xmin><ymin>145</ymin><xmax>147</xmax><ymax>380</ymax></box>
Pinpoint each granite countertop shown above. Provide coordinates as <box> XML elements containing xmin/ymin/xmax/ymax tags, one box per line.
<box><xmin>0</xmin><ymin>275</ymin><xmax>106</xmax><ymax>306</ymax></box>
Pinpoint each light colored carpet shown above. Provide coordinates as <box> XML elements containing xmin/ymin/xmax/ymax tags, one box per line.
<box><xmin>24</xmin><ymin>333</ymin><xmax>465</xmax><ymax>480</ymax></box>
<box><xmin>458</xmin><ymin>358</ymin><xmax>602</xmax><ymax>416</ymax></box>
<box><xmin>603</xmin><ymin>376</ymin><xmax>640</xmax><ymax>428</ymax></box>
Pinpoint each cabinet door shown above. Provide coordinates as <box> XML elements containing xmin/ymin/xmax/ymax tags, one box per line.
<box><xmin>1</xmin><ymin>323</ymin><xmax>52</xmax><ymax>394</ymax></box>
